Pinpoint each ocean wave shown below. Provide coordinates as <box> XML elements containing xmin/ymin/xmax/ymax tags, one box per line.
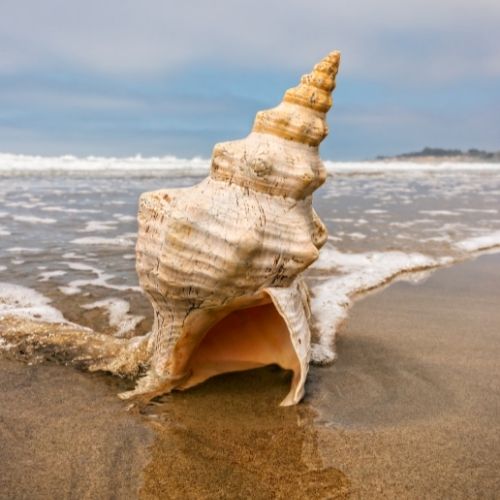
<box><xmin>0</xmin><ymin>153</ymin><xmax>210</xmax><ymax>177</ymax></box>
<box><xmin>324</xmin><ymin>160</ymin><xmax>500</xmax><ymax>173</ymax></box>
<box><xmin>1</xmin><ymin>152</ymin><xmax>500</xmax><ymax>177</ymax></box>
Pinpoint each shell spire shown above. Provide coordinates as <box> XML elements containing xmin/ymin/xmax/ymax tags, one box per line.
<box><xmin>252</xmin><ymin>51</ymin><xmax>341</xmax><ymax>147</ymax></box>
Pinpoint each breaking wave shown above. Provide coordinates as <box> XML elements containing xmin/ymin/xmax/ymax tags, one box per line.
<box><xmin>1</xmin><ymin>152</ymin><xmax>500</xmax><ymax>177</ymax></box>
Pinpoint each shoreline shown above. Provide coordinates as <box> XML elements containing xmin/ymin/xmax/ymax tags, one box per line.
<box><xmin>1</xmin><ymin>253</ymin><xmax>499</xmax><ymax>498</ymax></box>
<box><xmin>307</xmin><ymin>252</ymin><xmax>500</xmax><ymax>497</ymax></box>
<box><xmin>1</xmin><ymin>153</ymin><xmax>500</xmax><ymax>178</ymax></box>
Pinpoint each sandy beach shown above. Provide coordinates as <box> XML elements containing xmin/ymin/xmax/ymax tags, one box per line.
<box><xmin>310</xmin><ymin>252</ymin><xmax>500</xmax><ymax>498</ymax></box>
<box><xmin>2</xmin><ymin>0</ymin><xmax>500</xmax><ymax>497</ymax></box>
<box><xmin>1</xmin><ymin>252</ymin><xmax>499</xmax><ymax>499</ymax></box>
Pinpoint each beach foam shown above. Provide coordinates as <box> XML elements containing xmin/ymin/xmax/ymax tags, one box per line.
<box><xmin>324</xmin><ymin>160</ymin><xmax>500</xmax><ymax>174</ymax></box>
<box><xmin>41</xmin><ymin>206</ymin><xmax>100</xmax><ymax>214</ymax></box>
<box><xmin>81</xmin><ymin>298</ymin><xmax>144</xmax><ymax>337</ymax></box>
<box><xmin>453</xmin><ymin>230</ymin><xmax>500</xmax><ymax>253</ymax></box>
<box><xmin>78</xmin><ymin>220</ymin><xmax>119</xmax><ymax>232</ymax></box>
<box><xmin>13</xmin><ymin>215</ymin><xmax>57</xmax><ymax>224</ymax></box>
<box><xmin>0</xmin><ymin>283</ymin><xmax>66</xmax><ymax>323</ymax></box>
<box><xmin>1</xmin><ymin>164</ymin><xmax>499</xmax><ymax>376</ymax></box>
<box><xmin>310</xmin><ymin>248</ymin><xmax>451</xmax><ymax>363</ymax></box>
<box><xmin>62</xmin><ymin>252</ymin><xmax>88</xmax><ymax>260</ymax></box>
<box><xmin>309</xmin><ymin>229</ymin><xmax>500</xmax><ymax>364</ymax></box>
<box><xmin>71</xmin><ymin>235</ymin><xmax>135</xmax><ymax>247</ymax></box>
<box><xmin>419</xmin><ymin>210</ymin><xmax>459</xmax><ymax>216</ymax></box>
<box><xmin>114</xmin><ymin>214</ymin><xmax>136</xmax><ymax>222</ymax></box>
<box><xmin>61</xmin><ymin>261</ymin><xmax>141</xmax><ymax>294</ymax></box>
<box><xmin>1</xmin><ymin>153</ymin><xmax>500</xmax><ymax>178</ymax></box>
<box><xmin>38</xmin><ymin>270</ymin><xmax>67</xmax><ymax>282</ymax></box>
<box><xmin>0</xmin><ymin>153</ymin><xmax>210</xmax><ymax>177</ymax></box>
<box><xmin>7</xmin><ymin>247</ymin><xmax>43</xmax><ymax>254</ymax></box>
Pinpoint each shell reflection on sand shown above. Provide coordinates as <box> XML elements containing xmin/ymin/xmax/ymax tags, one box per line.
<box><xmin>140</xmin><ymin>367</ymin><xmax>350</xmax><ymax>499</ymax></box>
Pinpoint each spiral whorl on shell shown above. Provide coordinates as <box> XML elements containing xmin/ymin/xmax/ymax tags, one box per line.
<box><xmin>253</xmin><ymin>50</ymin><xmax>339</xmax><ymax>147</ymax></box>
<box><xmin>122</xmin><ymin>51</ymin><xmax>341</xmax><ymax>406</ymax></box>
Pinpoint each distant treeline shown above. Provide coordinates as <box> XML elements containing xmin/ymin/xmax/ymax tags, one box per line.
<box><xmin>377</xmin><ymin>147</ymin><xmax>500</xmax><ymax>161</ymax></box>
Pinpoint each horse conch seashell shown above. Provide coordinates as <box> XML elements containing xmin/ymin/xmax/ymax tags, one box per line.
<box><xmin>120</xmin><ymin>51</ymin><xmax>341</xmax><ymax>406</ymax></box>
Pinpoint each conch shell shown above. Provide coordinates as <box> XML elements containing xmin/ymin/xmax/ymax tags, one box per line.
<box><xmin>121</xmin><ymin>51</ymin><xmax>341</xmax><ymax>406</ymax></box>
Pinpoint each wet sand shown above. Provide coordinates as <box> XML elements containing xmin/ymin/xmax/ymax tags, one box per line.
<box><xmin>1</xmin><ymin>253</ymin><xmax>500</xmax><ymax>499</ymax></box>
<box><xmin>0</xmin><ymin>362</ymin><xmax>152</xmax><ymax>499</ymax></box>
<box><xmin>309</xmin><ymin>252</ymin><xmax>500</xmax><ymax>498</ymax></box>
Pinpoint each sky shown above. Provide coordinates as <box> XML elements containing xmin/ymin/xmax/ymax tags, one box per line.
<box><xmin>1</xmin><ymin>0</ymin><xmax>499</xmax><ymax>160</ymax></box>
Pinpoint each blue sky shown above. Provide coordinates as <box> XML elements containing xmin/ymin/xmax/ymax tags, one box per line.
<box><xmin>1</xmin><ymin>0</ymin><xmax>499</xmax><ymax>160</ymax></box>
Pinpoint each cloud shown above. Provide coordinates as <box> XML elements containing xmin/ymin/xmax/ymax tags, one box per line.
<box><xmin>1</xmin><ymin>0</ymin><xmax>499</xmax><ymax>83</ymax></box>
<box><xmin>1</xmin><ymin>0</ymin><xmax>499</xmax><ymax>158</ymax></box>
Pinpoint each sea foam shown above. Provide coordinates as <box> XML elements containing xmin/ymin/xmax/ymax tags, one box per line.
<box><xmin>1</xmin><ymin>231</ymin><xmax>499</xmax><ymax>367</ymax></box>
<box><xmin>81</xmin><ymin>298</ymin><xmax>144</xmax><ymax>337</ymax></box>
<box><xmin>0</xmin><ymin>153</ymin><xmax>210</xmax><ymax>177</ymax></box>
<box><xmin>1</xmin><ymin>153</ymin><xmax>500</xmax><ymax>178</ymax></box>
<box><xmin>70</xmin><ymin>235</ymin><xmax>135</xmax><ymax>247</ymax></box>
<box><xmin>0</xmin><ymin>283</ymin><xmax>66</xmax><ymax>323</ymax></box>
<box><xmin>454</xmin><ymin>230</ymin><xmax>500</xmax><ymax>253</ymax></box>
<box><xmin>309</xmin><ymin>229</ymin><xmax>500</xmax><ymax>364</ymax></box>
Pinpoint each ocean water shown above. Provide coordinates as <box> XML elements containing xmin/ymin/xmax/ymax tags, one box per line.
<box><xmin>1</xmin><ymin>156</ymin><xmax>500</xmax><ymax>363</ymax></box>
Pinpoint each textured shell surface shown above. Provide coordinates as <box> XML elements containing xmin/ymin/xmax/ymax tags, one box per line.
<box><xmin>122</xmin><ymin>51</ymin><xmax>341</xmax><ymax>406</ymax></box>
